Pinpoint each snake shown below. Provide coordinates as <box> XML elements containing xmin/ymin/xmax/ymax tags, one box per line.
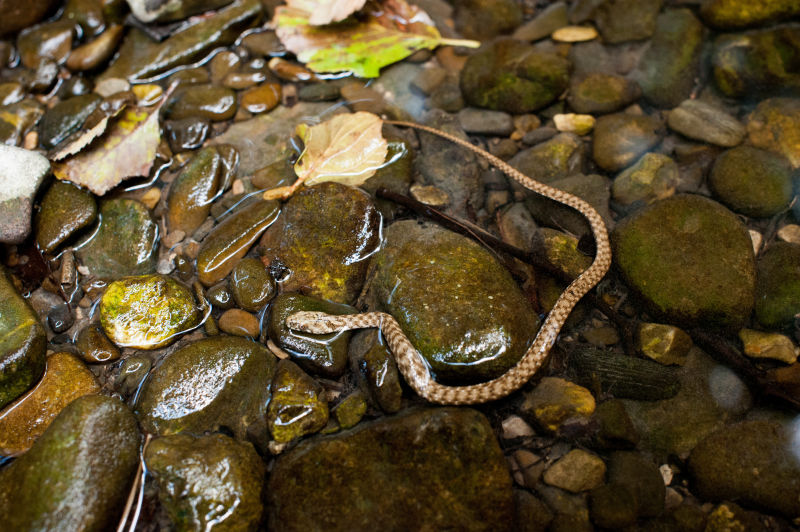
<box><xmin>286</xmin><ymin>120</ymin><xmax>612</xmax><ymax>405</ymax></box>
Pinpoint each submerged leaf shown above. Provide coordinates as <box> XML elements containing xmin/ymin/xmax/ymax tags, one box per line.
<box><xmin>287</xmin><ymin>0</ymin><xmax>367</xmax><ymax>25</ymax></box>
<box><xmin>273</xmin><ymin>0</ymin><xmax>478</xmax><ymax>78</ymax></box>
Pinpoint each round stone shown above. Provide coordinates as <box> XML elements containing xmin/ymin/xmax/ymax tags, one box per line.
<box><xmin>229</xmin><ymin>257</ymin><xmax>275</xmax><ymax>311</ymax></box>
<box><xmin>218</xmin><ymin>308</ymin><xmax>260</xmax><ymax>338</ymax></box>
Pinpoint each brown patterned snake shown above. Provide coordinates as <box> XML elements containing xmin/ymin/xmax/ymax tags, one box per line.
<box><xmin>286</xmin><ymin>120</ymin><xmax>612</xmax><ymax>405</ymax></box>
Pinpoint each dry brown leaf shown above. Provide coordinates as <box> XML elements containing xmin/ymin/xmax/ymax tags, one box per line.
<box><xmin>286</xmin><ymin>0</ymin><xmax>367</xmax><ymax>25</ymax></box>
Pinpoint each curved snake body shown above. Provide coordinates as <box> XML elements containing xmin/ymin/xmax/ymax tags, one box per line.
<box><xmin>287</xmin><ymin>120</ymin><xmax>612</xmax><ymax>405</ymax></box>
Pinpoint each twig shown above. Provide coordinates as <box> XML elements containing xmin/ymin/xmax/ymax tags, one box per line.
<box><xmin>117</xmin><ymin>433</ymin><xmax>152</xmax><ymax>532</ymax></box>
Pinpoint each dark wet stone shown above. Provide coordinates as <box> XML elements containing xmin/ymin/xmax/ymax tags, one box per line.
<box><xmin>76</xmin><ymin>199</ymin><xmax>158</xmax><ymax>278</ymax></box>
<box><xmin>457</xmin><ymin>108</ymin><xmax>514</xmax><ymax>136</ymax></box>
<box><xmin>196</xmin><ymin>199</ymin><xmax>279</xmax><ymax>286</ymax></box>
<box><xmin>371</xmin><ymin>220</ymin><xmax>539</xmax><ymax>383</ymax></box>
<box><xmin>509</xmin><ymin>133</ymin><xmax>584</xmax><ymax>185</ymax></box>
<box><xmin>40</xmin><ymin>94</ymin><xmax>102</xmax><ymax>150</ymax></box>
<box><xmin>260</xmin><ymin>182</ymin><xmax>380</xmax><ymax>304</ymax></box>
<box><xmin>167</xmin><ymin>145</ymin><xmax>238</xmax><ymax>235</ymax></box>
<box><xmin>167</xmin><ymin>84</ymin><xmax>237</xmax><ymax>122</ymax></box>
<box><xmin>512</xmin><ymin>1</ymin><xmax>568</xmax><ymax>41</ymax></box>
<box><xmin>593</xmin><ymin>399</ymin><xmax>639</xmax><ymax>449</ymax></box>
<box><xmin>35</xmin><ymin>181</ymin><xmax>97</xmax><ymax>254</ymax></box>
<box><xmin>47</xmin><ymin>303</ymin><xmax>73</xmax><ymax>333</ymax></box>
<box><xmin>460</xmin><ymin>37</ymin><xmax>570</xmax><ymax>114</ymax></box>
<box><xmin>240</xmin><ymin>82</ymin><xmax>281</xmax><ymax>114</ymax></box>
<box><xmin>589</xmin><ymin>484</ymin><xmax>638</xmax><ymax>529</ymax></box>
<box><xmin>689</xmin><ymin>420</ymin><xmax>800</xmax><ymax>517</ymax></box>
<box><xmin>62</xmin><ymin>0</ymin><xmax>106</xmax><ymax>37</ymax></box>
<box><xmin>700</xmin><ymin>0</ymin><xmax>800</xmax><ymax>29</ymax></box>
<box><xmin>165</xmin><ymin>117</ymin><xmax>211</xmax><ymax>152</ymax></box>
<box><xmin>101</xmin><ymin>0</ymin><xmax>262</xmax><ymax>82</ymax></box>
<box><xmin>0</xmin><ymin>0</ymin><xmax>60</xmax><ymax>35</ymax></box>
<box><xmin>543</xmin><ymin>449</ymin><xmax>606</xmax><ymax>492</ymax></box>
<box><xmin>58</xmin><ymin>75</ymin><xmax>94</xmax><ymax>98</ymax></box>
<box><xmin>709</xmin><ymin>146</ymin><xmax>793</xmax><ymax>217</ymax></box>
<box><xmin>65</xmin><ymin>24</ymin><xmax>124</xmax><ymax>72</ymax></box>
<box><xmin>266</xmin><ymin>359</ymin><xmax>329</xmax><ymax>444</ymax></box>
<box><xmin>594</xmin><ymin>0</ymin><xmax>662</xmax><ymax>44</ymax></box>
<box><xmin>713</xmin><ymin>27</ymin><xmax>800</xmax><ymax>100</ymax></box>
<box><xmin>267</xmin><ymin>293</ymin><xmax>356</xmax><ymax>378</ymax></box>
<box><xmin>454</xmin><ymin>0</ymin><xmax>522</xmax><ymax>41</ymax></box>
<box><xmin>608</xmin><ymin>451</ymin><xmax>665</xmax><ymax>517</ymax></box>
<box><xmin>348</xmin><ymin>329</ymin><xmax>403</xmax><ymax>413</ymax></box>
<box><xmin>267</xmin><ymin>408</ymin><xmax>514</xmax><ymax>532</ymax></box>
<box><xmin>525</xmin><ymin>173</ymin><xmax>613</xmax><ymax>240</ymax></box>
<box><xmin>100</xmin><ymin>274</ymin><xmax>199</xmax><ymax>350</ymax></box>
<box><xmin>230</xmin><ymin>257</ymin><xmax>274</xmax><ymax>311</ymax></box>
<box><xmin>75</xmin><ymin>323</ymin><xmax>120</xmax><ymax>363</ymax></box>
<box><xmin>0</xmin><ymin>99</ymin><xmax>44</xmax><ymax>146</ymax></box>
<box><xmin>0</xmin><ymin>395</ymin><xmax>140</xmax><ymax>530</ymax></box>
<box><xmin>361</xmin><ymin>138</ymin><xmax>414</xmax><ymax>219</ymax></box>
<box><xmin>634</xmin><ymin>9</ymin><xmax>704</xmax><ymax>109</ymax></box>
<box><xmin>0</xmin><ymin>145</ymin><xmax>49</xmax><ymax>244</ymax></box>
<box><xmin>0</xmin><ymin>267</ymin><xmax>46</xmax><ymax>410</ymax></box>
<box><xmin>116</xmin><ymin>355</ymin><xmax>151</xmax><ymax>398</ymax></box>
<box><xmin>128</xmin><ymin>0</ymin><xmax>235</xmax><ymax>23</ymax></box>
<box><xmin>747</xmin><ymin>97</ymin><xmax>800</xmax><ymax>168</ymax></box>
<box><xmin>593</xmin><ymin>113</ymin><xmax>663</xmax><ymax>172</ymax></box>
<box><xmin>755</xmin><ymin>242</ymin><xmax>800</xmax><ymax>329</ymax></box>
<box><xmin>0</xmin><ymin>82</ymin><xmax>24</xmax><ymax>106</ymax></box>
<box><xmin>207</xmin><ymin>282</ymin><xmax>235</xmax><ymax>309</ymax></box>
<box><xmin>297</xmin><ymin>82</ymin><xmax>340</xmax><ymax>102</ymax></box>
<box><xmin>218</xmin><ymin>308</ymin><xmax>260</xmax><ymax>338</ymax></box>
<box><xmin>145</xmin><ymin>433</ymin><xmax>264</xmax><ymax>531</ymax></box>
<box><xmin>567</xmin><ymin>72</ymin><xmax>641</xmax><ymax>114</ymax></box>
<box><xmin>613</xmin><ymin>194</ymin><xmax>755</xmax><ymax>328</ymax></box>
<box><xmin>514</xmin><ymin>490</ymin><xmax>554</xmax><ymax>532</ymax></box>
<box><xmin>137</xmin><ymin>335</ymin><xmax>276</xmax><ymax>439</ymax></box>
<box><xmin>16</xmin><ymin>21</ymin><xmax>74</xmax><ymax>68</ymax></box>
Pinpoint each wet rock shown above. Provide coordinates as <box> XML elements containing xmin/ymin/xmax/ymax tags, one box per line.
<box><xmin>34</xmin><ymin>181</ymin><xmax>97</xmax><ymax>254</ymax></box>
<box><xmin>520</xmin><ymin>377</ymin><xmax>595</xmax><ymax>433</ymax></box>
<box><xmin>165</xmin><ymin>117</ymin><xmax>211</xmax><ymax>152</ymax></box>
<box><xmin>137</xmin><ymin>335</ymin><xmax>276</xmax><ymax>438</ymax></box>
<box><xmin>594</xmin><ymin>0</ymin><xmax>662</xmax><ymax>44</ymax></box>
<box><xmin>241</xmin><ymin>82</ymin><xmax>281</xmax><ymax>114</ymax></box>
<box><xmin>0</xmin><ymin>395</ymin><xmax>140</xmax><ymax>530</ymax></box>
<box><xmin>700</xmin><ymin>0</ymin><xmax>800</xmax><ymax>29</ymax></box>
<box><xmin>207</xmin><ymin>282</ymin><xmax>235</xmax><ymax>309</ymax></box>
<box><xmin>667</xmin><ymin>99</ymin><xmax>746</xmax><ymax>148</ymax></box>
<box><xmin>75</xmin><ymin>323</ymin><xmax>120</xmax><ymax>363</ymax></box>
<box><xmin>589</xmin><ymin>483</ymin><xmax>637</xmax><ymax>529</ymax></box>
<box><xmin>460</xmin><ymin>38</ymin><xmax>570</xmax><ymax>114</ymax></box>
<box><xmin>568</xmin><ymin>73</ymin><xmax>640</xmax><ymax>114</ymax></box>
<box><xmin>688</xmin><ymin>420</ymin><xmax>800</xmax><ymax>517</ymax></box>
<box><xmin>0</xmin><ymin>352</ymin><xmax>99</xmax><ymax>456</ymax></box>
<box><xmin>128</xmin><ymin>0</ymin><xmax>235</xmax><ymax>23</ymax></box>
<box><xmin>593</xmin><ymin>113</ymin><xmax>662</xmax><ymax>172</ymax></box>
<box><xmin>17</xmin><ymin>21</ymin><xmax>74</xmax><ymax>68</ymax></box>
<box><xmin>167</xmin><ymin>145</ymin><xmax>237</xmax><ymax>235</ymax></box>
<box><xmin>267</xmin><ymin>293</ymin><xmax>355</xmax><ymax>378</ymax></box>
<box><xmin>361</xmin><ymin>137</ymin><xmax>414</xmax><ymax>217</ymax></box>
<box><xmin>0</xmin><ymin>0</ymin><xmax>60</xmax><ymax>35</ymax></box>
<box><xmin>613</xmin><ymin>194</ymin><xmax>755</xmax><ymax>329</ymax></box>
<box><xmin>297</xmin><ymin>82</ymin><xmax>340</xmax><ymax>102</ymax></box>
<box><xmin>543</xmin><ymin>449</ymin><xmax>606</xmax><ymax>492</ymax></box>
<box><xmin>0</xmin><ymin>268</ymin><xmax>46</xmax><ymax>410</ymax></box>
<box><xmin>754</xmin><ymin>242</ymin><xmax>800</xmax><ymax>328</ymax></box>
<box><xmin>218</xmin><ymin>308</ymin><xmax>260</xmax><ymax>338</ymax></box>
<box><xmin>196</xmin><ymin>199</ymin><xmax>279</xmax><ymax>286</ymax></box>
<box><xmin>593</xmin><ymin>399</ymin><xmax>639</xmax><ymax>449</ymax></box>
<box><xmin>40</xmin><ymin>94</ymin><xmax>102</xmax><ymax>150</ymax></box>
<box><xmin>637</xmin><ymin>322</ymin><xmax>692</xmax><ymax>366</ymax></box>
<box><xmin>515</xmin><ymin>490</ymin><xmax>555</xmax><ymax>531</ymax></box>
<box><xmin>513</xmin><ymin>2</ymin><xmax>568</xmax><ymax>41</ymax></box>
<box><xmin>607</xmin><ymin>451</ymin><xmax>665</xmax><ymax>517</ymax></box>
<box><xmin>509</xmin><ymin>133</ymin><xmax>583</xmax><ymax>185</ymax></box>
<box><xmin>266</xmin><ymin>359</ymin><xmax>328</xmax><ymax>444</ymax></box>
<box><xmin>47</xmin><ymin>303</ymin><xmax>73</xmax><ymax>333</ymax></box>
<box><xmin>101</xmin><ymin>0</ymin><xmax>262</xmax><ymax>82</ymax></box>
<box><xmin>145</xmin><ymin>433</ymin><xmax>264</xmax><ymax>531</ymax></box>
<box><xmin>0</xmin><ymin>99</ymin><xmax>44</xmax><ymax>146</ymax></box>
<box><xmin>612</xmin><ymin>153</ymin><xmax>679</xmax><ymax>207</ymax></box>
<box><xmin>371</xmin><ymin>220</ymin><xmax>539</xmax><ymax>383</ymax></box>
<box><xmin>260</xmin><ymin>183</ymin><xmax>380</xmax><ymax>304</ymax></box>
<box><xmin>634</xmin><ymin>9</ymin><xmax>704</xmax><ymax>109</ymax></box>
<box><xmin>100</xmin><ymin>274</ymin><xmax>199</xmax><ymax>349</ymax></box>
<box><xmin>66</xmin><ymin>24</ymin><xmax>124</xmax><ymax>72</ymax></box>
<box><xmin>267</xmin><ymin>407</ymin><xmax>514</xmax><ymax>531</ymax></box>
<box><xmin>0</xmin><ymin>145</ymin><xmax>49</xmax><ymax>244</ymax></box>
<box><xmin>747</xmin><ymin>97</ymin><xmax>800</xmax><ymax>168</ymax></box>
<box><xmin>167</xmin><ymin>84</ymin><xmax>237</xmax><ymax>122</ymax></box>
<box><xmin>457</xmin><ymin>108</ymin><xmax>514</xmax><ymax>136</ymax></box>
<box><xmin>525</xmin><ymin>173</ymin><xmax>613</xmax><ymax>239</ymax></box>
<box><xmin>76</xmin><ymin>199</ymin><xmax>158</xmax><ymax>278</ymax></box>
<box><xmin>739</xmin><ymin>329</ymin><xmax>798</xmax><ymax>364</ymax></box>
<box><xmin>453</xmin><ymin>0</ymin><xmax>521</xmax><ymax>40</ymax></box>
<box><xmin>230</xmin><ymin>257</ymin><xmax>275</xmax><ymax>311</ymax></box>
<box><xmin>348</xmin><ymin>330</ymin><xmax>403</xmax><ymax>414</ymax></box>
<box><xmin>116</xmin><ymin>355</ymin><xmax>151</xmax><ymax>398</ymax></box>
<box><xmin>708</xmin><ymin>146</ymin><xmax>793</xmax><ymax>217</ymax></box>
<box><xmin>333</xmin><ymin>391</ymin><xmax>367</xmax><ymax>430</ymax></box>
<box><xmin>540</xmin><ymin>228</ymin><xmax>592</xmax><ymax>279</ymax></box>
<box><xmin>0</xmin><ymin>82</ymin><xmax>24</xmax><ymax>106</ymax></box>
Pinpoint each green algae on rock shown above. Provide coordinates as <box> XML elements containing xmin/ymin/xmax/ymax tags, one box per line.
<box><xmin>508</xmin><ymin>133</ymin><xmax>584</xmax><ymax>185</ymax></box>
<box><xmin>100</xmin><ymin>274</ymin><xmax>199</xmax><ymax>350</ymax></box>
<box><xmin>612</xmin><ymin>195</ymin><xmax>755</xmax><ymax>329</ymax></box>
<box><xmin>332</xmin><ymin>390</ymin><xmax>367</xmax><ymax>430</ymax></box>
<box><xmin>266</xmin><ymin>359</ymin><xmax>329</xmax><ymax>444</ymax></box>
<box><xmin>0</xmin><ymin>395</ymin><xmax>140</xmax><ymax>531</ymax></box>
<box><xmin>593</xmin><ymin>113</ymin><xmax>663</xmax><ymax>172</ymax></box>
<box><xmin>594</xmin><ymin>0</ymin><xmax>663</xmax><ymax>43</ymax></box>
<box><xmin>0</xmin><ymin>267</ymin><xmax>46</xmax><ymax>410</ymax></box>
<box><xmin>700</xmin><ymin>0</ymin><xmax>800</xmax><ymax>29</ymax></box>
<box><xmin>612</xmin><ymin>153</ymin><xmax>679</xmax><ymax>207</ymax></box>
<box><xmin>267</xmin><ymin>293</ymin><xmax>356</xmax><ymax>378</ymax></box>
<box><xmin>460</xmin><ymin>38</ymin><xmax>570</xmax><ymax>114</ymax></box>
<box><xmin>145</xmin><ymin>433</ymin><xmax>265</xmax><ymax>532</ymax></box>
<box><xmin>76</xmin><ymin>198</ymin><xmax>158</xmax><ymax>278</ymax></box>
<box><xmin>137</xmin><ymin>335</ymin><xmax>276</xmax><ymax>439</ymax></box>
<box><xmin>371</xmin><ymin>220</ymin><xmax>539</xmax><ymax>383</ymax></box>
<box><xmin>35</xmin><ymin>180</ymin><xmax>97</xmax><ymax>254</ymax></box>
<box><xmin>197</xmin><ymin>199</ymin><xmax>279</xmax><ymax>286</ymax></box>
<box><xmin>260</xmin><ymin>182</ymin><xmax>381</xmax><ymax>304</ymax></box>
<box><xmin>0</xmin><ymin>351</ymin><xmax>100</xmax><ymax>456</ymax></box>
<box><xmin>520</xmin><ymin>376</ymin><xmax>596</xmax><ymax>433</ymax></box>
<box><xmin>267</xmin><ymin>407</ymin><xmax>514</xmax><ymax>531</ymax></box>
<box><xmin>754</xmin><ymin>242</ymin><xmax>800</xmax><ymax>329</ymax></box>
<box><xmin>567</xmin><ymin>73</ymin><xmax>641</xmax><ymax>115</ymax></box>
<box><xmin>747</xmin><ymin>97</ymin><xmax>800</xmax><ymax>168</ymax></box>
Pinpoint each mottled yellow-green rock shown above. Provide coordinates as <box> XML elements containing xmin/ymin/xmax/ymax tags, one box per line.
<box><xmin>521</xmin><ymin>377</ymin><xmax>595</xmax><ymax>433</ymax></box>
<box><xmin>637</xmin><ymin>322</ymin><xmax>692</xmax><ymax>366</ymax></box>
<box><xmin>539</xmin><ymin>228</ymin><xmax>593</xmax><ymax>280</ymax></box>
<box><xmin>333</xmin><ymin>391</ymin><xmax>367</xmax><ymax>430</ymax></box>
<box><xmin>145</xmin><ymin>433</ymin><xmax>265</xmax><ymax>532</ymax></box>
<box><xmin>568</xmin><ymin>72</ymin><xmax>641</xmax><ymax>115</ymax></box>
<box><xmin>700</xmin><ymin>0</ymin><xmax>800</xmax><ymax>29</ymax></box>
<box><xmin>266</xmin><ymin>359</ymin><xmax>328</xmax><ymax>444</ymax></box>
<box><xmin>0</xmin><ymin>352</ymin><xmax>99</xmax><ymax>456</ymax></box>
<box><xmin>612</xmin><ymin>153</ymin><xmax>679</xmax><ymax>207</ymax></box>
<box><xmin>543</xmin><ymin>449</ymin><xmax>606</xmax><ymax>493</ymax></box>
<box><xmin>755</xmin><ymin>242</ymin><xmax>800</xmax><ymax>328</ymax></box>
<box><xmin>100</xmin><ymin>274</ymin><xmax>199</xmax><ymax>349</ymax></box>
<box><xmin>739</xmin><ymin>329</ymin><xmax>798</xmax><ymax>364</ymax></box>
<box><xmin>747</xmin><ymin>97</ymin><xmax>800</xmax><ymax>168</ymax></box>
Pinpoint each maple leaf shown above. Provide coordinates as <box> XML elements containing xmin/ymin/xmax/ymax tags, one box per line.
<box><xmin>287</xmin><ymin>0</ymin><xmax>367</xmax><ymax>25</ymax></box>
<box><xmin>273</xmin><ymin>0</ymin><xmax>479</xmax><ymax>78</ymax></box>
<box><xmin>263</xmin><ymin>111</ymin><xmax>388</xmax><ymax>200</ymax></box>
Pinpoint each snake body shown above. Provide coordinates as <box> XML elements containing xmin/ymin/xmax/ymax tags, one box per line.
<box><xmin>287</xmin><ymin>120</ymin><xmax>612</xmax><ymax>405</ymax></box>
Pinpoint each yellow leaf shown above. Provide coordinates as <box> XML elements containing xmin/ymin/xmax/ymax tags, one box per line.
<box><xmin>287</xmin><ymin>0</ymin><xmax>367</xmax><ymax>25</ymax></box>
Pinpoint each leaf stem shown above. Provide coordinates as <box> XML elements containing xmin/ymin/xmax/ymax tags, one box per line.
<box><xmin>437</xmin><ymin>37</ymin><xmax>481</xmax><ymax>48</ymax></box>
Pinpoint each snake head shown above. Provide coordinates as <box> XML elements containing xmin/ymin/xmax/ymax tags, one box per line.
<box><xmin>286</xmin><ymin>311</ymin><xmax>339</xmax><ymax>334</ymax></box>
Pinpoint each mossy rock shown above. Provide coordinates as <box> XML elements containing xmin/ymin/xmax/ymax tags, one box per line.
<box><xmin>613</xmin><ymin>194</ymin><xmax>755</xmax><ymax>329</ymax></box>
<box><xmin>747</xmin><ymin>97</ymin><xmax>800</xmax><ymax>168</ymax></box>
<box><xmin>594</xmin><ymin>0</ymin><xmax>663</xmax><ymax>44</ymax></box>
<box><xmin>568</xmin><ymin>72</ymin><xmax>641</xmax><ymax>114</ymax></box>
<box><xmin>460</xmin><ymin>38</ymin><xmax>570</xmax><ymax>114</ymax></box>
<box><xmin>266</xmin><ymin>359</ymin><xmax>329</xmax><ymax>444</ymax></box>
<box><xmin>454</xmin><ymin>0</ymin><xmax>522</xmax><ymax>41</ymax></box>
<box><xmin>34</xmin><ymin>180</ymin><xmax>97</xmax><ymax>254</ymax></box>
<box><xmin>593</xmin><ymin>113</ymin><xmax>662</xmax><ymax>172</ymax></box>
<box><xmin>755</xmin><ymin>242</ymin><xmax>800</xmax><ymax>328</ymax></box>
<box><xmin>700</xmin><ymin>0</ymin><xmax>800</xmax><ymax>30</ymax></box>
<box><xmin>508</xmin><ymin>133</ymin><xmax>583</xmax><ymax>185</ymax></box>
